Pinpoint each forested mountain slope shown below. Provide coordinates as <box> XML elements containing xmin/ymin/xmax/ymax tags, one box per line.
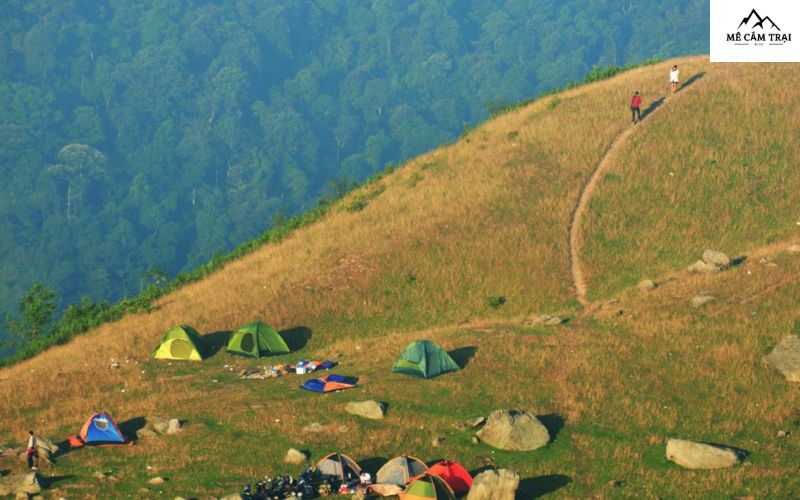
<box><xmin>0</xmin><ymin>0</ymin><xmax>708</xmax><ymax>341</ymax></box>
<box><xmin>1</xmin><ymin>58</ymin><xmax>800</xmax><ymax>498</ymax></box>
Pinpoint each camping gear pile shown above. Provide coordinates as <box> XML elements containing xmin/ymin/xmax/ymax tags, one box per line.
<box><xmin>239</xmin><ymin>453</ymin><xmax>472</xmax><ymax>499</ymax></box>
<box><xmin>239</xmin><ymin>360</ymin><xmax>338</xmax><ymax>380</ymax></box>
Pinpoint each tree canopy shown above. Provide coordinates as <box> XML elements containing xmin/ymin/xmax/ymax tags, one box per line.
<box><xmin>0</xmin><ymin>0</ymin><xmax>709</xmax><ymax>344</ymax></box>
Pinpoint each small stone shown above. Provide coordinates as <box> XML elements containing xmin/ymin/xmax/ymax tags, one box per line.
<box><xmin>175</xmin><ymin>497</ymin><xmax>188</xmax><ymax>500</ymax></box>
<box><xmin>469</xmin><ymin>416</ymin><xmax>486</xmax><ymax>428</ymax></box>
<box><xmin>472</xmin><ymin>436</ymin><xmax>481</xmax><ymax>444</ymax></box>
<box><xmin>666</xmin><ymin>438</ymin><xmax>743</xmax><ymax>469</ymax></box>
<box><xmin>702</xmin><ymin>250</ymin><xmax>731</xmax><ymax>269</ymax></box>
<box><xmin>431</xmin><ymin>436</ymin><xmax>445</xmax><ymax>447</ymax></box>
<box><xmin>284</xmin><ymin>448</ymin><xmax>307</xmax><ymax>465</ymax></box>
<box><xmin>139</xmin><ymin>488</ymin><xmax>150</xmax><ymax>494</ymax></box>
<box><xmin>136</xmin><ymin>428</ymin><xmax>157</xmax><ymax>439</ymax></box>
<box><xmin>787</xmin><ymin>244</ymin><xmax>800</xmax><ymax>254</ymax></box>
<box><xmin>766</xmin><ymin>336</ymin><xmax>800</xmax><ymax>382</ymax></box>
<box><xmin>166</xmin><ymin>419</ymin><xmax>181</xmax><ymax>435</ymax></box>
<box><xmin>777</xmin><ymin>430</ymin><xmax>787</xmax><ymax>438</ymax></box>
<box><xmin>637</xmin><ymin>280</ymin><xmax>657</xmax><ymax>292</ymax></box>
<box><xmin>92</xmin><ymin>471</ymin><xmax>107</xmax><ymax>479</ymax></box>
<box><xmin>110</xmin><ymin>362</ymin><xmax>120</xmax><ymax>369</ymax></box>
<box><xmin>690</xmin><ymin>295</ymin><xmax>715</xmax><ymax>308</ymax></box>
<box><xmin>608</xmin><ymin>480</ymin><xmax>625</xmax><ymax>488</ymax></box>
<box><xmin>148</xmin><ymin>477</ymin><xmax>166</xmax><ymax>485</ymax></box>
<box><xmin>303</xmin><ymin>423</ymin><xmax>325</xmax><ymax>433</ymax></box>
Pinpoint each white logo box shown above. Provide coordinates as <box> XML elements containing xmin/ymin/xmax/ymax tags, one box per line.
<box><xmin>711</xmin><ymin>0</ymin><xmax>800</xmax><ymax>62</ymax></box>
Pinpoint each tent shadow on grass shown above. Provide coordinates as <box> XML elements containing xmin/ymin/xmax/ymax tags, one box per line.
<box><xmin>117</xmin><ymin>416</ymin><xmax>146</xmax><ymax>443</ymax></box>
<box><xmin>537</xmin><ymin>413</ymin><xmax>565</xmax><ymax>442</ymax></box>
<box><xmin>359</xmin><ymin>456</ymin><xmax>389</xmax><ymax>474</ymax></box>
<box><xmin>517</xmin><ymin>474</ymin><xmax>571</xmax><ymax>498</ymax></box>
<box><xmin>203</xmin><ymin>331</ymin><xmax>231</xmax><ymax>357</ymax></box>
<box><xmin>280</xmin><ymin>326</ymin><xmax>312</xmax><ymax>352</ymax></box>
<box><xmin>448</xmin><ymin>346</ymin><xmax>477</xmax><ymax>369</ymax></box>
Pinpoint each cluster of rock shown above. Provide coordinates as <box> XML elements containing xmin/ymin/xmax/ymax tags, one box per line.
<box><xmin>688</xmin><ymin>250</ymin><xmax>731</xmax><ymax>273</ymax></box>
<box><xmin>0</xmin><ymin>472</ymin><xmax>42</xmax><ymax>498</ymax></box>
<box><xmin>136</xmin><ymin>416</ymin><xmax>182</xmax><ymax>439</ymax></box>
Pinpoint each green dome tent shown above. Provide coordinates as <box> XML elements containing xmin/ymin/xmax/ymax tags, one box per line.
<box><xmin>152</xmin><ymin>325</ymin><xmax>207</xmax><ymax>361</ymax></box>
<box><xmin>226</xmin><ymin>321</ymin><xmax>290</xmax><ymax>358</ymax></box>
<box><xmin>392</xmin><ymin>340</ymin><xmax>460</xmax><ymax>379</ymax></box>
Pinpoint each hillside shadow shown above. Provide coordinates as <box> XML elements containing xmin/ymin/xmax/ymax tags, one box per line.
<box><xmin>448</xmin><ymin>346</ymin><xmax>477</xmax><ymax>369</ymax></box>
<box><xmin>680</xmin><ymin>71</ymin><xmax>705</xmax><ymax>92</ymax></box>
<box><xmin>538</xmin><ymin>413</ymin><xmax>565</xmax><ymax>442</ymax></box>
<box><xmin>517</xmin><ymin>474</ymin><xmax>572</xmax><ymax>498</ymax></box>
<box><xmin>641</xmin><ymin>97</ymin><xmax>665</xmax><ymax>121</ymax></box>
<box><xmin>117</xmin><ymin>416</ymin><xmax>146</xmax><ymax>443</ymax></box>
<box><xmin>280</xmin><ymin>326</ymin><xmax>312</xmax><ymax>352</ymax></box>
<box><xmin>359</xmin><ymin>456</ymin><xmax>389</xmax><ymax>474</ymax></box>
<box><xmin>203</xmin><ymin>331</ymin><xmax>231</xmax><ymax>356</ymax></box>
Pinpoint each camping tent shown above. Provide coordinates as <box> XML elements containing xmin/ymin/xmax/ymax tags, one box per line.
<box><xmin>428</xmin><ymin>460</ymin><xmax>473</xmax><ymax>495</ymax></box>
<box><xmin>400</xmin><ymin>473</ymin><xmax>456</xmax><ymax>500</ymax></box>
<box><xmin>392</xmin><ymin>340</ymin><xmax>460</xmax><ymax>379</ymax></box>
<box><xmin>226</xmin><ymin>321</ymin><xmax>289</xmax><ymax>358</ymax></box>
<box><xmin>301</xmin><ymin>374</ymin><xmax>357</xmax><ymax>393</ymax></box>
<box><xmin>152</xmin><ymin>325</ymin><xmax>207</xmax><ymax>361</ymax></box>
<box><xmin>313</xmin><ymin>453</ymin><xmax>361</xmax><ymax>482</ymax></box>
<box><xmin>377</xmin><ymin>456</ymin><xmax>429</xmax><ymax>487</ymax></box>
<box><xmin>77</xmin><ymin>412</ymin><xmax>129</xmax><ymax>445</ymax></box>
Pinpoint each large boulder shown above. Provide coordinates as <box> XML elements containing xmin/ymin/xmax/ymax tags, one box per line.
<box><xmin>466</xmin><ymin>469</ymin><xmax>519</xmax><ymax>500</ymax></box>
<box><xmin>702</xmin><ymin>250</ymin><xmax>731</xmax><ymax>269</ymax></box>
<box><xmin>766</xmin><ymin>336</ymin><xmax>800</xmax><ymax>382</ymax></box>
<box><xmin>666</xmin><ymin>439</ymin><xmax>743</xmax><ymax>469</ymax></box>
<box><xmin>34</xmin><ymin>435</ymin><xmax>59</xmax><ymax>457</ymax></box>
<box><xmin>284</xmin><ymin>448</ymin><xmax>307</xmax><ymax>465</ymax></box>
<box><xmin>0</xmin><ymin>472</ymin><xmax>42</xmax><ymax>496</ymax></box>
<box><xmin>344</xmin><ymin>400</ymin><xmax>385</xmax><ymax>420</ymax></box>
<box><xmin>475</xmin><ymin>409</ymin><xmax>550</xmax><ymax>451</ymax></box>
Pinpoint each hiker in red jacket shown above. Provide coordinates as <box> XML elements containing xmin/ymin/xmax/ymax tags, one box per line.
<box><xmin>26</xmin><ymin>430</ymin><xmax>38</xmax><ymax>470</ymax></box>
<box><xmin>631</xmin><ymin>91</ymin><xmax>642</xmax><ymax>124</ymax></box>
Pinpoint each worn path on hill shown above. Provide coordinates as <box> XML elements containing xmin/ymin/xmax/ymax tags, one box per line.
<box><xmin>568</xmin><ymin>86</ymin><xmax>696</xmax><ymax>307</ymax></box>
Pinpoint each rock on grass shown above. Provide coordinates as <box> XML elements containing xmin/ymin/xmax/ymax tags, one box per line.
<box><xmin>666</xmin><ymin>439</ymin><xmax>743</xmax><ymax>469</ymax></box>
<box><xmin>475</xmin><ymin>409</ymin><xmax>549</xmax><ymax>451</ymax></box>
<box><xmin>766</xmin><ymin>336</ymin><xmax>800</xmax><ymax>382</ymax></box>
<box><xmin>467</xmin><ymin>469</ymin><xmax>519</xmax><ymax>500</ymax></box>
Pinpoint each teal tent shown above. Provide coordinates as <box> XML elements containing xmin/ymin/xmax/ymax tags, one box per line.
<box><xmin>392</xmin><ymin>340</ymin><xmax>460</xmax><ymax>379</ymax></box>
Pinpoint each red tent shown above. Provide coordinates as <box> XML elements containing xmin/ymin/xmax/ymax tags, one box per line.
<box><xmin>428</xmin><ymin>460</ymin><xmax>472</xmax><ymax>495</ymax></box>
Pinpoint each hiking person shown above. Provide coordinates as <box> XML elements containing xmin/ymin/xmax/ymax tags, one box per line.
<box><xmin>631</xmin><ymin>91</ymin><xmax>642</xmax><ymax>124</ymax></box>
<box><xmin>26</xmin><ymin>430</ymin><xmax>38</xmax><ymax>470</ymax></box>
<box><xmin>670</xmin><ymin>65</ymin><xmax>680</xmax><ymax>94</ymax></box>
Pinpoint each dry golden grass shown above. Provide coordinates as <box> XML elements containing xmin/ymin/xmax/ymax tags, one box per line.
<box><xmin>580</xmin><ymin>60</ymin><xmax>800</xmax><ymax>301</ymax></box>
<box><xmin>2</xmin><ymin>57</ymin><xmax>800</xmax><ymax>498</ymax></box>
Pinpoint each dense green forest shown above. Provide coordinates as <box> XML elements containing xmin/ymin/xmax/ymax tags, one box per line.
<box><xmin>0</xmin><ymin>0</ymin><xmax>708</xmax><ymax>348</ymax></box>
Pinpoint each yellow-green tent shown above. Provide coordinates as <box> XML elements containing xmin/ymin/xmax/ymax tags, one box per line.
<box><xmin>152</xmin><ymin>325</ymin><xmax>207</xmax><ymax>361</ymax></box>
<box><xmin>226</xmin><ymin>321</ymin><xmax>289</xmax><ymax>358</ymax></box>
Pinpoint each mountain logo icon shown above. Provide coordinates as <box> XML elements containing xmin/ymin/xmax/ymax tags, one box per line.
<box><xmin>737</xmin><ymin>9</ymin><xmax>781</xmax><ymax>31</ymax></box>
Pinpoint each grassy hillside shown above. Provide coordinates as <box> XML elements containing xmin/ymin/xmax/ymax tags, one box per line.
<box><xmin>2</xmin><ymin>56</ymin><xmax>800</xmax><ymax>499</ymax></box>
<box><xmin>581</xmin><ymin>62</ymin><xmax>800</xmax><ymax>299</ymax></box>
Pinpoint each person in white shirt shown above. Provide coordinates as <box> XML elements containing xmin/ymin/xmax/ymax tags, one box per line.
<box><xmin>670</xmin><ymin>65</ymin><xmax>680</xmax><ymax>94</ymax></box>
<box><xmin>26</xmin><ymin>430</ymin><xmax>38</xmax><ymax>470</ymax></box>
